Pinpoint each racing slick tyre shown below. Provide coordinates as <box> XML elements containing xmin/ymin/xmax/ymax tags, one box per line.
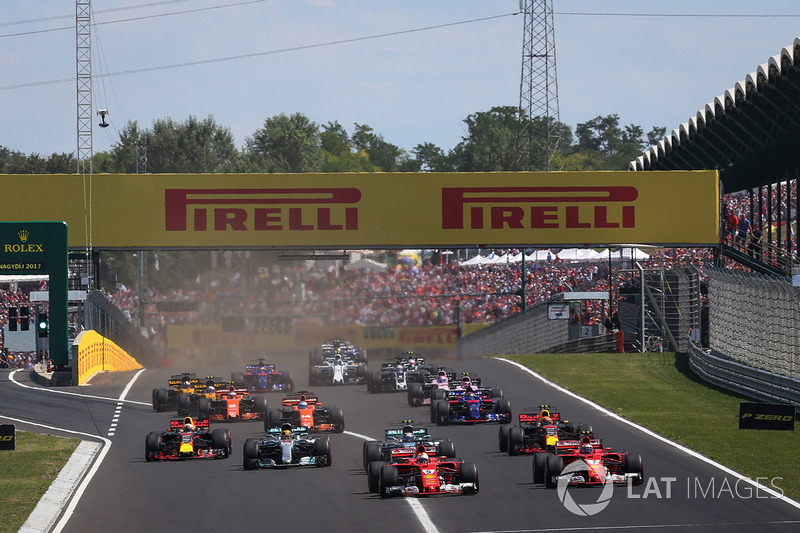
<box><xmin>177</xmin><ymin>393</ymin><xmax>192</xmax><ymax>415</ymax></box>
<box><xmin>498</xmin><ymin>424</ymin><xmax>510</xmax><ymax>453</ymax></box>
<box><xmin>507</xmin><ymin>426</ymin><xmax>525</xmax><ymax>456</ymax></box>
<box><xmin>544</xmin><ymin>455</ymin><xmax>563</xmax><ymax>488</ymax></box>
<box><xmin>368</xmin><ymin>371</ymin><xmax>382</xmax><ymax>393</ymax></box>
<box><xmin>145</xmin><ymin>432</ymin><xmax>162</xmax><ymax>462</ymax></box>
<box><xmin>265</xmin><ymin>409</ymin><xmax>283</xmax><ymax>431</ymax></box>
<box><xmin>407</xmin><ymin>382</ymin><xmax>424</xmax><ymax>407</ymax></box>
<box><xmin>231</xmin><ymin>372</ymin><xmax>245</xmax><ymax>385</ymax></box>
<box><xmin>430</xmin><ymin>388</ymin><xmax>446</xmax><ymax>401</ymax></box>
<box><xmin>363</xmin><ymin>441</ymin><xmax>382</xmax><ymax>470</ymax></box>
<box><xmin>308</xmin><ymin>367</ymin><xmax>320</xmax><ymax>387</ymax></box>
<box><xmin>430</xmin><ymin>399</ymin><xmax>441</xmax><ymax>423</ymax></box>
<box><xmin>314</xmin><ymin>436</ymin><xmax>332</xmax><ymax>467</ymax></box>
<box><xmin>197</xmin><ymin>398</ymin><xmax>211</xmax><ymax>419</ymax></box>
<box><xmin>153</xmin><ymin>388</ymin><xmax>169</xmax><ymax>412</ymax></box>
<box><xmin>281</xmin><ymin>373</ymin><xmax>294</xmax><ymax>390</ymax></box>
<box><xmin>459</xmin><ymin>462</ymin><xmax>480</xmax><ymax>493</ymax></box>
<box><xmin>624</xmin><ymin>453</ymin><xmax>644</xmax><ymax>485</ymax></box>
<box><xmin>437</xmin><ymin>439</ymin><xmax>456</xmax><ymax>458</ymax></box>
<box><xmin>356</xmin><ymin>365</ymin><xmax>367</xmax><ymax>379</ymax></box>
<box><xmin>243</xmin><ymin>438</ymin><xmax>259</xmax><ymax>470</ymax></box>
<box><xmin>330</xmin><ymin>407</ymin><xmax>345</xmax><ymax>433</ymax></box>
<box><xmin>495</xmin><ymin>398</ymin><xmax>512</xmax><ymax>422</ymax></box>
<box><xmin>434</xmin><ymin>399</ymin><xmax>450</xmax><ymax>426</ymax></box>
<box><xmin>490</xmin><ymin>387</ymin><xmax>504</xmax><ymax>398</ymax></box>
<box><xmin>379</xmin><ymin>465</ymin><xmax>399</xmax><ymax>498</ymax></box>
<box><xmin>212</xmin><ymin>429</ymin><xmax>232</xmax><ymax>458</ymax></box>
<box><xmin>254</xmin><ymin>395</ymin><xmax>269</xmax><ymax>419</ymax></box>
<box><xmin>367</xmin><ymin>461</ymin><xmax>387</xmax><ymax>493</ymax></box>
<box><xmin>532</xmin><ymin>452</ymin><xmax>549</xmax><ymax>484</ymax></box>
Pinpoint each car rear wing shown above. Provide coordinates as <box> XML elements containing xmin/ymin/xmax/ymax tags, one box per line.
<box><xmin>169</xmin><ymin>417</ymin><xmax>210</xmax><ymax>430</ymax></box>
<box><xmin>519</xmin><ymin>411</ymin><xmax>561</xmax><ymax>425</ymax></box>
<box><xmin>282</xmin><ymin>392</ymin><xmax>320</xmax><ymax>406</ymax></box>
<box><xmin>267</xmin><ymin>426</ymin><xmax>309</xmax><ymax>437</ymax></box>
<box><xmin>385</xmin><ymin>428</ymin><xmax>428</xmax><ymax>439</ymax></box>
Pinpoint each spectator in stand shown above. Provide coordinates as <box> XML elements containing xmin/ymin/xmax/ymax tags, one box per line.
<box><xmin>749</xmin><ymin>225</ymin><xmax>763</xmax><ymax>261</ymax></box>
<box><xmin>737</xmin><ymin>213</ymin><xmax>750</xmax><ymax>250</ymax></box>
<box><xmin>724</xmin><ymin>210</ymin><xmax>738</xmax><ymax>244</ymax></box>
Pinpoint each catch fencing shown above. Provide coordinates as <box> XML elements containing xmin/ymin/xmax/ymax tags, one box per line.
<box><xmin>84</xmin><ymin>290</ymin><xmax>159</xmax><ymax>366</ymax></box>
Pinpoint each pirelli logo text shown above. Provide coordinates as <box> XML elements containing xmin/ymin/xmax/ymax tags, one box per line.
<box><xmin>165</xmin><ymin>188</ymin><xmax>361</xmax><ymax>232</ymax></box>
<box><xmin>441</xmin><ymin>186</ymin><xmax>639</xmax><ymax>231</ymax></box>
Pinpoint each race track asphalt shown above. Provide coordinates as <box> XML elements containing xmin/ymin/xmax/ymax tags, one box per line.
<box><xmin>2</xmin><ymin>353</ymin><xmax>799</xmax><ymax>533</ymax></box>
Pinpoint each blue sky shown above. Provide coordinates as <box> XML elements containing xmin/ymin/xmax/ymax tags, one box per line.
<box><xmin>1</xmin><ymin>0</ymin><xmax>799</xmax><ymax>159</ymax></box>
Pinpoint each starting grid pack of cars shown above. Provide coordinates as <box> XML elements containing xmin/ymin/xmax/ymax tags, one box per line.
<box><xmin>145</xmin><ymin>339</ymin><xmax>645</xmax><ymax>497</ymax></box>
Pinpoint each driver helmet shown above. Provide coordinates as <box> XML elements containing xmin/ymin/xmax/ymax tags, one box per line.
<box><xmin>205</xmin><ymin>385</ymin><xmax>215</xmax><ymax>394</ymax></box>
<box><xmin>298</xmin><ymin>401</ymin><xmax>308</xmax><ymax>409</ymax></box>
<box><xmin>580</xmin><ymin>443</ymin><xmax>594</xmax><ymax>454</ymax></box>
<box><xmin>402</xmin><ymin>425</ymin><xmax>414</xmax><ymax>439</ymax></box>
<box><xmin>228</xmin><ymin>390</ymin><xmax>237</xmax><ymax>399</ymax></box>
<box><xmin>182</xmin><ymin>379</ymin><xmax>192</xmax><ymax>388</ymax></box>
<box><xmin>395</xmin><ymin>365</ymin><xmax>404</xmax><ymax>373</ymax></box>
<box><xmin>461</xmin><ymin>376</ymin><xmax>471</xmax><ymax>386</ymax></box>
<box><xmin>281</xmin><ymin>423</ymin><xmax>293</xmax><ymax>437</ymax></box>
<box><xmin>541</xmin><ymin>415</ymin><xmax>553</xmax><ymax>425</ymax></box>
<box><xmin>184</xmin><ymin>423</ymin><xmax>194</xmax><ymax>432</ymax></box>
<box><xmin>417</xmin><ymin>453</ymin><xmax>429</xmax><ymax>464</ymax></box>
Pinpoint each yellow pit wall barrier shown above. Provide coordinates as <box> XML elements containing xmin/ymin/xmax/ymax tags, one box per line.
<box><xmin>76</xmin><ymin>330</ymin><xmax>142</xmax><ymax>385</ymax></box>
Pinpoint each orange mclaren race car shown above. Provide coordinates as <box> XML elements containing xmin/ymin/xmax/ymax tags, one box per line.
<box><xmin>263</xmin><ymin>391</ymin><xmax>344</xmax><ymax>433</ymax></box>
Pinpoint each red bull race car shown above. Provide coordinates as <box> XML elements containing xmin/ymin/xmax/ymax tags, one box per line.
<box><xmin>368</xmin><ymin>444</ymin><xmax>479</xmax><ymax>498</ymax></box>
<box><xmin>264</xmin><ymin>392</ymin><xmax>345</xmax><ymax>433</ymax></box>
<box><xmin>532</xmin><ymin>434</ymin><xmax>644</xmax><ymax>487</ymax></box>
<box><xmin>498</xmin><ymin>405</ymin><xmax>596</xmax><ymax>455</ymax></box>
<box><xmin>145</xmin><ymin>416</ymin><xmax>232</xmax><ymax>461</ymax></box>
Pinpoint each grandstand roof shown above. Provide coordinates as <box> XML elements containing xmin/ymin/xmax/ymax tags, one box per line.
<box><xmin>629</xmin><ymin>36</ymin><xmax>800</xmax><ymax>193</ymax></box>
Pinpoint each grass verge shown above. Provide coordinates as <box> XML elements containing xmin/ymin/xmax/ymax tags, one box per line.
<box><xmin>0</xmin><ymin>431</ymin><xmax>81</xmax><ymax>533</ymax></box>
<box><xmin>504</xmin><ymin>352</ymin><xmax>799</xmax><ymax>502</ymax></box>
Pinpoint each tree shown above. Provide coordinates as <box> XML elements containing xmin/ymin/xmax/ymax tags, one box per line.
<box><xmin>570</xmin><ymin>114</ymin><xmax>662</xmax><ymax>170</ymax></box>
<box><xmin>110</xmin><ymin>116</ymin><xmax>239</xmax><ymax>174</ymax></box>
<box><xmin>350</xmin><ymin>124</ymin><xmax>406</xmax><ymax>172</ymax></box>
<box><xmin>451</xmin><ymin>106</ymin><xmax>522</xmax><ymax>172</ymax></box>
<box><xmin>409</xmin><ymin>142</ymin><xmax>454</xmax><ymax>172</ymax></box>
<box><xmin>245</xmin><ymin>113</ymin><xmax>324</xmax><ymax>173</ymax></box>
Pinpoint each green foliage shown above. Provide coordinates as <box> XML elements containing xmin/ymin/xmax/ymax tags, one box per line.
<box><xmin>0</xmin><ymin>108</ymin><xmax>663</xmax><ymax>175</ymax></box>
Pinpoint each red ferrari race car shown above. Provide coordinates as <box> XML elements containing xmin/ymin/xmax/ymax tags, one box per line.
<box><xmin>368</xmin><ymin>445</ymin><xmax>479</xmax><ymax>498</ymax></box>
<box><xmin>145</xmin><ymin>416</ymin><xmax>232</xmax><ymax>461</ymax></box>
<box><xmin>533</xmin><ymin>435</ymin><xmax>644</xmax><ymax>487</ymax></box>
<box><xmin>264</xmin><ymin>392</ymin><xmax>345</xmax><ymax>433</ymax></box>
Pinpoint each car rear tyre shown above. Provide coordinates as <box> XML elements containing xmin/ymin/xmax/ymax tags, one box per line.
<box><xmin>508</xmin><ymin>426</ymin><xmax>525</xmax><ymax>456</ymax></box>
<box><xmin>314</xmin><ymin>436</ymin><xmax>332</xmax><ymax>467</ymax></box>
<box><xmin>408</xmin><ymin>382</ymin><xmax>423</xmax><ymax>406</ymax></box>
<box><xmin>498</xmin><ymin>424</ymin><xmax>510</xmax><ymax>452</ymax></box>
<box><xmin>435</xmin><ymin>400</ymin><xmax>449</xmax><ymax>426</ymax></box>
<box><xmin>544</xmin><ymin>455</ymin><xmax>563</xmax><ymax>488</ymax></box>
<box><xmin>491</xmin><ymin>387</ymin><xmax>504</xmax><ymax>398</ymax></box>
<box><xmin>367</xmin><ymin>461</ymin><xmax>387</xmax><ymax>493</ymax></box>
<box><xmin>460</xmin><ymin>462</ymin><xmax>479</xmax><ymax>493</ymax></box>
<box><xmin>265</xmin><ymin>409</ymin><xmax>282</xmax><ymax>431</ymax></box>
<box><xmin>437</xmin><ymin>439</ymin><xmax>456</xmax><ymax>458</ymax></box>
<box><xmin>197</xmin><ymin>398</ymin><xmax>211</xmax><ymax>418</ymax></box>
<box><xmin>330</xmin><ymin>407</ymin><xmax>345</xmax><ymax>433</ymax></box>
<box><xmin>243</xmin><ymin>438</ymin><xmax>259</xmax><ymax>470</ymax></box>
<box><xmin>379</xmin><ymin>466</ymin><xmax>399</xmax><ymax>498</ymax></box>
<box><xmin>154</xmin><ymin>389</ymin><xmax>169</xmax><ymax>412</ymax></box>
<box><xmin>177</xmin><ymin>392</ymin><xmax>191</xmax><ymax>415</ymax></box>
<box><xmin>254</xmin><ymin>395</ymin><xmax>269</xmax><ymax>416</ymax></box>
<box><xmin>495</xmin><ymin>398</ymin><xmax>512</xmax><ymax>421</ymax></box>
<box><xmin>363</xmin><ymin>441</ymin><xmax>382</xmax><ymax>470</ymax></box>
<box><xmin>532</xmin><ymin>452</ymin><xmax>549</xmax><ymax>484</ymax></box>
<box><xmin>431</xmin><ymin>388</ymin><xmax>446</xmax><ymax>401</ymax></box>
<box><xmin>625</xmin><ymin>453</ymin><xmax>644</xmax><ymax>485</ymax></box>
<box><xmin>212</xmin><ymin>429</ymin><xmax>231</xmax><ymax>458</ymax></box>
<box><xmin>145</xmin><ymin>432</ymin><xmax>161</xmax><ymax>462</ymax></box>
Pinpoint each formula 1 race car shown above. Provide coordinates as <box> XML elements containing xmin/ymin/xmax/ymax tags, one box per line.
<box><xmin>309</xmin><ymin>341</ymin><xmax>368</xmax><ymax>386</ymax></box>
<box><xmin>193</xmin><ymin>385</ymin><xmax>269</xmax><ymax>422</ymax></box>
<box><xmin>242</xmin><ymin>423</ymin><xmax>332</xmax><ymax>469</ymax></box>
<box><xmin>532</xmin><ymin>435</ymin><xmax>644</xmax><ymax>487</ymax></box>
<box><xmin>263</xmin><ymin>392</ymin><xmax>345</xmax><ymax>433</ymax></box>
<box><xmin>367</xmin><ymin>445</ymin><xmax>479</xmax><ymax>498</ymax></box>
<box><xmin>498</xmin><ymin>405</ymin><xmax>596</xmax><ymax>455</ymax></box>
<box><xmin>362</xmin><ymin>421</ymin><xmax>456</xmax><ymax>472</ymax></box>
<box><xmin>145</xmin><ymin>416</ymin><xmax>232</xmax><ymax>461</ymax></box>
<box><xmin>407</xmin><ymin>370</ymin><xmax>485</xmax><ymax>406</ymax></box>
<box><xmin>367</xmin><ymin>354</ymin><xmax>432</xmax><ymax>394</ymax></box>
<box><xmin>231</xmin><ymin>359</ymin><xmax>293</xmax><ymax>393</ymax></box>
<box><xmin>174</xmin><ymin>376</ymin><xmax>232</xmax><ymax>415</ymax></box>
<box><xmin>151</xmin><ymin>372</ymin><xmax>199</xmax><ymax>412</ymax></box>
<box><xmin>430</xmin><ymin>388</ymin><xmax>511</xmax><ymax>426</ymax></box>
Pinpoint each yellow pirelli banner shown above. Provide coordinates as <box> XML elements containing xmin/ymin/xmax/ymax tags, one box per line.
<box><xmin>165</xmin><ymin>324</ymin><xmax>476</xmax><ymax>357</ymax></box>
<box><xmin>0</xmin><ymin>171</ymin><xmax>719</xmax><ymax>247</ymax></box>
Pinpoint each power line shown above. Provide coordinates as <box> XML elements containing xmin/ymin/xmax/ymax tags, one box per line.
<box><xmin>0</xmin><ymin>12</ymin><xmax>521</xmax><ymax>91</ymax></box>
<box><xmin>0</xmin><ymin>0</ymin><xmax>192</xmax><ymax>27</ymax></box>
<box><xmin>0</xmin><ymin>0</ymin><xmax>272</xmax><ymax>38</ymax></box>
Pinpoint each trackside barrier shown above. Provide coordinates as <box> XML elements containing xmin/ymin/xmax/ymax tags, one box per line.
<box><xmin>75</xmin><ymin>329</ymin><xmax>142</xmax><ymax>385</ymax></box>
<box><xmin>688</xmin><ymin>340</ymin><xmax>800</xmax><ymax>413</ymax></box>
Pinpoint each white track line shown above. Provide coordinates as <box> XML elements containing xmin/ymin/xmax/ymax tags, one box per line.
<box><xmin>344</xmin><ymin>430</ymin><xmax>439</xmax><ymax>533</ymax></box>
<box><xmin>496</xmin><ymin>357</ymin><xmax>800</xmax><ymax>512</ymax></box>
<box><xmin>9</xmin><ymin>369</ymin><xmax>150</xmax><ymax>406</ymax></box>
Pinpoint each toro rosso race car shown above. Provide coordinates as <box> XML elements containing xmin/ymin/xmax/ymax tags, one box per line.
<box><xmin>368</xmin><ymin>444</ymin><xmax>479</xmax><ymax>498</ymax></box>
<box><xmin>190</xmin><ymin>385</ymin><xmax>269</xmax><ymax>422</ymax></box>
<box><xmin>243</xmin><ymin>423</ymin><xmax>332</xmax><ymax>469</ymax></box>
<box><xmin>232</xmin><ymin>359</ymin><xmax>293</xmax><ymax>393</ymax></box>
<box><xmin>532</xmin><ymin>435</ymin><xmax>644</xmax><ymax>487</ymax></box>
<box><xmin>362</xmin><ymin>421</ymin><xmax>456</xmax><ymax>471</ymax></box>
<box><xmin>145</xmin><ymin>416</ymin><xmax>232</xmax><ymax>461</ymax></box>
<box><xmin>264</xmin><ymin>392</ymin><xmax>345</xmax><ymax>433</ymax></box>
<box><xmin>430</xmin><ymin>387</ymin><xmax>511</xmax><ymax>426</ymax></box>
<box><xmin>499</xmin><ymin>405</ymin><xmax>596</xmax><ymax>455</ymax></box>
